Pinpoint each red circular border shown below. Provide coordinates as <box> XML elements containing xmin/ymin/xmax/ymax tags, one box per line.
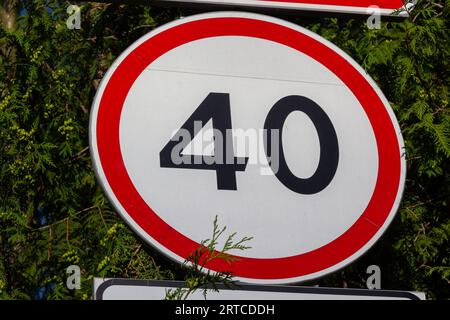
<box><xmin>95</xmin><ymin>17</ymin><xmax>401</xmax><ymax>280</ymax></box>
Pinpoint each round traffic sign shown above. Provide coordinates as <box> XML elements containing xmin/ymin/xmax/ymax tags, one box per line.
<box><xmin>90</xmin><ymin>12</ymin><xmax>405</xmax><ymax>284</ymax></box>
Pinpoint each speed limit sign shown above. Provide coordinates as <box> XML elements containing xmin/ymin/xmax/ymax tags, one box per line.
<box><xmin>90</xmin><ymin>12</ymin><xmax>406</xmax><ymax>284</ymax></box>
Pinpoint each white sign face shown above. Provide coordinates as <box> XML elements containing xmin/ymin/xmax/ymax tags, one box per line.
<box><xmin>90</xmin><ymin>12</ymin><xmax>406</xmax><ymax>284</ymax></box>
<box><xmin>158</xmin><ymin>0</ymin><xmax>411</xmax><ymax>16</ymax></box>
<box><xmin>94</xmin><ymin>279</ymin><xmax>426</xmax><ymax>300</ymax></box>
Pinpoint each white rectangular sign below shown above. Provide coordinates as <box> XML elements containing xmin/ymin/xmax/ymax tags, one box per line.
<box><xmin>94</xmin><ymin>279</ymin><xmax>425</xmax><ymax>300</ymax></box>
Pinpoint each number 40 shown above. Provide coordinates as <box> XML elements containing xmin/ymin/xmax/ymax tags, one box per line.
<box><xmin>160</xmin><ymin>93</ymin><xmax>339</xmax><ymax>195</ymax></box>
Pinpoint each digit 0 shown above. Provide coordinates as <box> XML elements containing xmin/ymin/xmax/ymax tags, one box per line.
<box><xmin>264</xmin><ymin>95</ymin><xmax>339</xmax><ymax>194</ymax></box>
